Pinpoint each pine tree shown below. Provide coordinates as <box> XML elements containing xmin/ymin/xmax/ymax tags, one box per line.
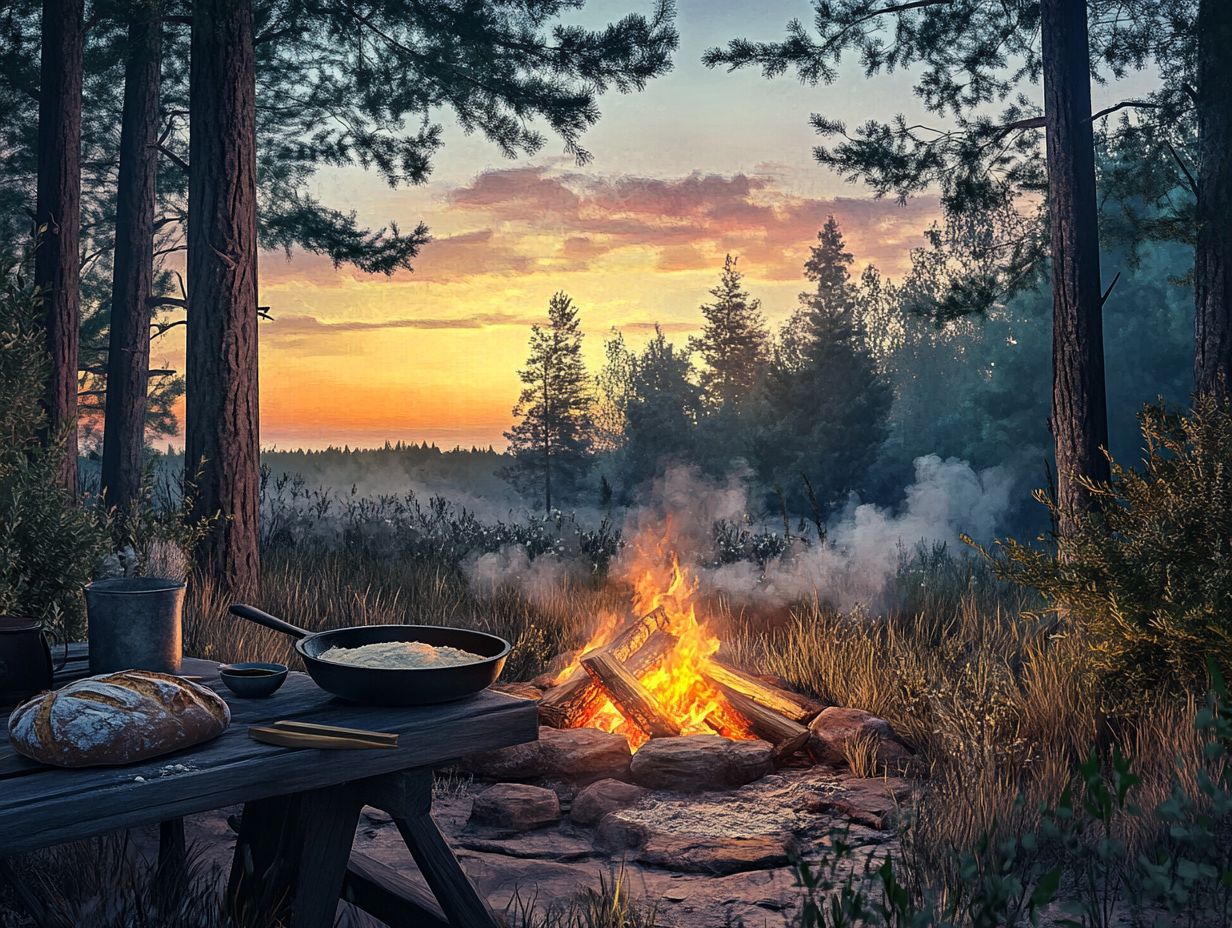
<box><xmin>689</xmin><ymin>255</ymin><xmax>769</xmax><ymax>412</ymax></box>
<box><xmin>33</xmin><ymin>0</ymin><xmax>84</xmax><ymax>495</ymax></box>
<box><xmin>760</xmin><ymin>218</ymin><xmax>891</xmax><ymax>512</ymax></box>
<box><xmin>504</xmin><ymin>292</ymin><xmax>595</xmax><ymax>512</ymax></box>
<box><xmin>606</xmin><ymin>326</ymin><xmax>702</xmax><ymax>497</ymax></box>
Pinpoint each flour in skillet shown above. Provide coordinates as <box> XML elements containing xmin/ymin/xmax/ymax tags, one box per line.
<box><xmin>318</xmin><ymin>640</ymin><xmax>484</xmax><ymax>669</ymax></box>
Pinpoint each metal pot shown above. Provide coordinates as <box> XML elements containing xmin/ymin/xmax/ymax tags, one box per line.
<box><xmin>0</xmin><ymin>616</ymin><xmax>64</xmax><ymax>706</ymax></box>
<box><xmin>85</xmin><ymin>577</ymin><xmax>185</xmax><ymax>674</ymax></box>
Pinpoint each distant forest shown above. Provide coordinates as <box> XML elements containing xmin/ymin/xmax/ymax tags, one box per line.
<box><xmin>111</xmin><ymin>211</ymin><xmax>1194</xmax><ymax>542</ymax></box>
<box><xmin>489</xmin><ymin>213</ymin><xmax>1193</xmax><ymax>537</ymax></box>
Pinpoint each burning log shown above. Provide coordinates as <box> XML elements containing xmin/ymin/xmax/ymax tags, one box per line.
<box><xmin>538</xmin><ymin>608</ymin><xmax>670</xmax><ymax>728</ymax></box>
<box><xmin>709</xmin><ymin>686</ymin><xmax>810</xmax><ymax>761</ymax></box>
<box><xmin>538</xmin><ymin>630</ymin><xmax>678</xmax><ymax>729</ymax></box>
<box><xmin>701</xmin><ymin>659</ymin><xmax>823</xmax><ymax>724</ymax></box>
<box><xmin>581</xmin><ymin>651</ymin><xmax>680</xmax><ymax>740</ymax></box>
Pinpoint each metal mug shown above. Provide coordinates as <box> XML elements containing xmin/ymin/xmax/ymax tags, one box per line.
<box><xmin>0</xmin><ymin>616</ymin><xmax>65</xmax><ymax>706</ymax></box>
<box><xmin>85</xmin><ymin>577</ymin><xmax>185</xmax><ymax>675</ymax></box>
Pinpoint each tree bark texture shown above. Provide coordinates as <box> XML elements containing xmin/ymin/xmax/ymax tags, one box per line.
<box><xmin>1195</xmin><ymin>0</ymin><xmax>1232</xmax><ymax>400</ymax></box>
<box><xmin>34</xmin><ymin>0</ymin><xmax>84</xmax><ymax>495</ymax></box>
<box><xmin>102</xmin><ymin>2</ymin><xmax>162</xmax><ymax>515</ymax></box>
<box><xmin>186</xmin><ymin>0</ymin><xmax>260</xmax><ymax>594</ymax></box>
<box><xmin>1040</xmin><ymin>0</ymin><xmax>1110</xmax><ymax>532</ymax></box>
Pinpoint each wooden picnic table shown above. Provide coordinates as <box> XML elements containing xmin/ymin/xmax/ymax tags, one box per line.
<box><xmin>0</xmin><ymin>643</ymin><xmax>539</xmax><ymax>927</ymax></box>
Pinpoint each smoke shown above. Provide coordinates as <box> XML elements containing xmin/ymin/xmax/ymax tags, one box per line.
<box><xmin>703</xmin><ymin>455</ymin><xmax>1015</xmax><ymax>610</ymax></box>
<box><xmin>461</xmin><ymin>456</ymin><xmax>1015</xmax><ymax>613</ymax></box>
<box><xmin>464</xmin><ymin>545</ymin><xmax>583</xmax><ymax>610</ymax></box>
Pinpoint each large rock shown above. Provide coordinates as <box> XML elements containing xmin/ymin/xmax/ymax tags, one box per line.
<box><xmin>570</xmin><ymin>778</ymin><xmax>646</xmax><ymax>826</ymax></box>
<box><xmin>807</xmin><ymin>707</ymin><xmax>913</xmax><ymax>771</ymax></box>
<box><xmin>638</xmin><ymin>834</ymin><xmax>791</xmax><ymax>875</ymax></box>
<box><xmin>806</xmin><ymin>776</ymin><xmax>912</xmax><ymax>829</ymax></box>
<box><xmin>629</xmin><ymin>735</ymin><xmax>773</xmax><ymax>791</ymax></box>
<box><xmin>462</xmin><ymin>726</ymin><xmax>631</xmax><ymax>784</ymax></box>
<box><xmin>468</xmin><ymin>783</ymin><xmax>560</xmax><ymax>832</ymax></box>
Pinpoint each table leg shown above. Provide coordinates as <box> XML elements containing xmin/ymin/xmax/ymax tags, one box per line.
<box><xmin>156</xmin><ymin>818</ymin><xmax>186</xmax><ymax>885</ymax></box>
<box><xmin>227</xmin><ymin>787</ymin><xmax>363</xmax><ymax>928</ymax></box>
<box><xmin>362</xmin><ymin>770</ymin><xmax>500</xmax><ymax>928</ymax></box>
<box><xmin>228</xmin><ymin>793</ymin><xmax>300</xmax><ymax>926</ymax></box>
<box><xmin>393</xmin><ymin>812</ymin><xmax>500</xmax><ymax>928</ymax></box>
<box><xmin>287</xmin><ymin>786</ymin><xmax>364</xmax><ymax>928</ymax></box>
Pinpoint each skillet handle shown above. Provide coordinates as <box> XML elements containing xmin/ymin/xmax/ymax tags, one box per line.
<box><xmin>229</xmin><ymin>604</ymin><xmax>312</xmax><ymax>640</ymax></box>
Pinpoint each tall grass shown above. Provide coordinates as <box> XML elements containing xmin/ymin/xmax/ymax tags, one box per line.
<box><xmin>22</xmin><ymin>536</ymin><xmax>1210</xmax><ymax>925</ymax></box>
<box><xmin>187</xmin><ymin>545</ymin><xmax>1224</xmax><ymax>881</ymax></box>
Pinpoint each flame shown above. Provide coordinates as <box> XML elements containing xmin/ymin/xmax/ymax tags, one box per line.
<box><xmin>561</xmin><ymin>525</ymin><xmax>753</xmax><ymax>750</ymax></box>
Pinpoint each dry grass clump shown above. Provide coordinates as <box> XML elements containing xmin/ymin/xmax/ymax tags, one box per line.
<box><xmin>185</xmin><ymin>548</ymin><xmax>623</xmax><ymax>682</ymax></box>
<box><xmin>170</xmin><ymin>544</ymin><xmax>1227</xmax><ymax>922</ymax></box>
<box><xmin>0</xmin><ymin>835</ymin><xmax>228</xmax><ymax>928</ymax></box>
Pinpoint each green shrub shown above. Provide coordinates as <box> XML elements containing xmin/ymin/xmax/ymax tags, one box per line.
<box><xmin>788</xmin><ymin>668</ymin><xmax>1232</xmax><ymax>928</ymax></box>
<box><xmin>0</xmin><ymin>258</ymin><xmax>109</xmax><ymax>639</ymax></box>
<box><xmin>976</xmin><ymin>397</ymin><xmax>1232</xmax><ymax>709</ymax></box>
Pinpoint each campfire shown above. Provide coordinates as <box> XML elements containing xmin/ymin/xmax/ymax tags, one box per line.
<box><xmin>537</xmin><ymin>538</ymin><xmax>822</xmax><ymax>759</ymax></box>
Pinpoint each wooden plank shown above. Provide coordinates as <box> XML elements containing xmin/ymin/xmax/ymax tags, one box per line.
<box><xmin>0</xmin><ymin>670</ymin><xmax>539</xmax><ymax>855</ymax></box>
<box><xmin>580</xmin><ymin>651</ymin><xmax>679</xmax><ymax>739</ymax></box>
<box><xmin>229</xmin><ymin>792</ymin><xmax>299</xmax><ymax>926</ymax></box>
<box><xmin>395</xmin><ymin>812</ymin><xmax>500</xmax><ymax>928</ymax></box>
<box><xmin>344</xmin><ymin>850</ymin><xmax>449</xmax><ymax>928</ymax></box>
<box><xmin>538</xmin><ymin>608</ymin><xmax>669</xmax><ymax>727</ymax></box>
<box><xmin>288</xmin><ymin>786</ymin><xmax>365</xmax><ymax>928</ymax></box>
<box><xmin>701</xmin><ymin>659</ymin><xmax>824</xmax><ymax>724</ymax></box>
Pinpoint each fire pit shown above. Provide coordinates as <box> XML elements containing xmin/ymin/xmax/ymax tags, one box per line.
<box><xmin>537</xmin><ymin>554</ymin><xmax>823</xmax><ymax>761</ymax></box>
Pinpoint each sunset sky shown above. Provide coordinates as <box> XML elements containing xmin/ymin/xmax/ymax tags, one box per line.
<box><xmin>158</xmin><ymin>1</ymin><xmax>1055</xmax><ymax>450</ymax></box>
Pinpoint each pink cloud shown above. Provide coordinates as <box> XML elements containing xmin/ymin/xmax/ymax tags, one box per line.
<box><xmin>446</xmin><ymin>167</ymin><xmax>940</xmax><ymax>281</ymax></box>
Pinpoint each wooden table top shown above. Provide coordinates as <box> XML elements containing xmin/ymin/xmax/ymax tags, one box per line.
<box><xmin>0</xmin><ymin>645</ymin><xmax>538</xmax><ymax>855</ymax></box>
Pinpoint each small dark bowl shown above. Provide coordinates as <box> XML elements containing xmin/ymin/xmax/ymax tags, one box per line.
<box><xmin>218</xmin><ymin>662</ymin><xmax>288</xmax><ymax>698</ymax></box>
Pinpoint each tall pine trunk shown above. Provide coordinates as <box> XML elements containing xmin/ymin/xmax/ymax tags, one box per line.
<box><xmin>186</xmin><ymin>0</ymin><xmax>260</xmax><ymax>594</ymax></box>
<box><xmin>1194</xmin><ymin>0</ymin><xmax>1232</xmax><ymax>400</ymax></box>
<box><xmin>102</xmin><ymin>2</ymin><xmax>162</xmax><ymax>515</ymax></box>
<box><xmin>34</xmin><ymin>0</ymin><xmax>84</xmax><ymax>495</ymax></box>
<box><xmin>1040</xmin><ymin>0</ymin><xmax>1109</xmax><ymax>533</ymax></box>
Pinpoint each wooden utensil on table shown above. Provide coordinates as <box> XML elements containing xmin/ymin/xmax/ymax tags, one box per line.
<box><xmin>248</xmin><ymin>719</ymin><xmax>398</xmax><ymax>750</ymax></box>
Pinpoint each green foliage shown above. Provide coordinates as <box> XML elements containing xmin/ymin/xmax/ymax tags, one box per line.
<box><xmin>784</xmin><ymin>670</ymin><xmax>1232</xmax><ymax>928</ymax></box>
<box><xmin>984</xmin><ymin>397</ymin><xmax>1232</xmax><ymax>707</ymax></box>
<box><xmin>758</xmin><ymin>217</ymin><xmax>891</xmax><ymax>512</ymax></box>
<box><xmin>597</xmin><ymin>325</ymin><xmax>702</xmax><ymax>499</ymax></box>
<box><xmin>0</xmin><ymin>261</ymin><xmax>109</xmax><ymax>638</ymax></box>
<box><xmin>689</xmin><ymin>254</ymin><xmax>770</xmax><ymax>412</ymax></box>
<box><xmin>504</xmin><ymin>292</ymin><xmax>597</xmax><ymax>511</ymax></box>
<box><xmin>703</xmin><ymin>2</ymin><xmax>1194</xmax><ymax>318</ymax></box>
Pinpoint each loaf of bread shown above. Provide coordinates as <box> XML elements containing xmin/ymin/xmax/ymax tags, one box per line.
<box><xmin>7</xmin><ymin>670</ymin><xmax>230</xmax><ymax>768</ymax></box>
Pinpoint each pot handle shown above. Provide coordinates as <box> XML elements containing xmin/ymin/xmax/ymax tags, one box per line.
<box><xmin>228</xmin><ymin>604</ymin><xmax>312</xmax><ymax>641</ymax></box>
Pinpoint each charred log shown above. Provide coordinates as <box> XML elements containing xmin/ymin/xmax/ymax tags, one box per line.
<box><xmin>711</xmin><ymin>686</ymin><xmax>810</xmax><ymax>761</ymax></box>
<box><xmin>538</xmin><ymin>608</ymin><xmax>669</xmax><ymax>727</ymax></box>
<box><xmin>701</xmin><ymin>659</ymin><xmax>823</xmax><ymax>724</ymax></box>
<box><xmin>581</xmin><ymin>650</ymin><xmax>680</xmax><ymax>740</ymax></box>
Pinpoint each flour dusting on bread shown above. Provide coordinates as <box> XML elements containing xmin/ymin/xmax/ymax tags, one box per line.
<box><xmin>7</xmin><ymin>671</ymin><xmax>230</xmax><ymax>768</ymax></box>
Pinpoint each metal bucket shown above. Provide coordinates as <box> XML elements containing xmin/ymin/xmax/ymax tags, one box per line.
<box><xmin>85</xmin><ymin>577</ymin><xmax>185</xmax><ymax>675</ymax></box>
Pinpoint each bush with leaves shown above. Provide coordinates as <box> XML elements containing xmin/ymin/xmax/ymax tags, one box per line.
<box><xmin>973</xmin><ymin>397</ymin><xmax>1232</xmax><ymax>709</ymax></box>
<box><xmin>785</xmin><ymin>666</ymin><xmax>1232</xmax><ymax>928</ymax></box>
<box><xmin>0</xmin><ymin>259</ymin><xmax>109</xmax><ymax>639</ymax></box>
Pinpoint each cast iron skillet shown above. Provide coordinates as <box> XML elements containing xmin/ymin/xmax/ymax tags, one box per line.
<box><xmin>228</xmin><ymin>604</ymin><xmax>512</xmax><ymax>706</ymax></box>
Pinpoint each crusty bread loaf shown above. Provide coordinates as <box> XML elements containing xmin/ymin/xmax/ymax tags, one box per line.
<box><xmin>7</xmin><ymin>671</ymin><xmax>230</xmax><ymax>768</ymax></box>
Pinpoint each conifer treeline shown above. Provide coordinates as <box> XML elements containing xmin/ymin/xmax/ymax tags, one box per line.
<box><xmin>504</xmin><ymin>216</ymin><xmax>890</xmax><ymax>517</ymax></box>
